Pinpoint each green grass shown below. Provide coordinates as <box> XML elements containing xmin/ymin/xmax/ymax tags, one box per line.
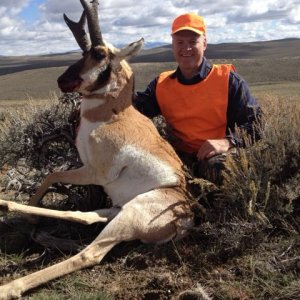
<box><xmin>31</xmin><ymin>274</ymin><xmax>113</xmax><ymax>300</ymax></box>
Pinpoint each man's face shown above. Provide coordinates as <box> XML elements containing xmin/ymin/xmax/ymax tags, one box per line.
<box><xmin>172</xmin><ymin>30</ymin><xmax>207</xmax><ymax>72</ymax></box>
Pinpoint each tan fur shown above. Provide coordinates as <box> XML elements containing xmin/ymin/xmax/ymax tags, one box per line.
<box><xmin>83</xmin><ymin>72</ymin><xmax>133</xmax><ymax>122</ymax></box>
<box><xmin>0</xmin><ymin>12</ymin><xmax>194</xmax><ymax>300</ymax></box>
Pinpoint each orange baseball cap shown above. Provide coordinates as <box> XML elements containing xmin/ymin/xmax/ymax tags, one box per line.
<box><xmin>172</xmin><ymin>13</ymin><xmax>206</xmax><ymax>35</ymax></box>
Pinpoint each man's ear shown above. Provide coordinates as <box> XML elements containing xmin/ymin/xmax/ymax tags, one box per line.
<box><xmin>203</xmin><ymin>34</ymin><xmax>207</xmax><ymax>50</ymax></box>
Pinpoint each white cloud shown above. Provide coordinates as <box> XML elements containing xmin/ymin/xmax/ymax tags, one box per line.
<box><xmin>0</xmin><ymin>0</ymin><xmax>29</xmax><ymax>15</ymax></box>
<box><xmin>227</xmin><ymin>0</ymin><xmax>297</xmax><ymax>22</ymax></box>
<box><xmin>0</xmin><ymin>0</ymin><xmax>299</xmax><ymax>56</ymax></box>
<box><xmin>288</xmin><ymin>5</ymin><xmax>300</xmax><ymax>23</ymax></box>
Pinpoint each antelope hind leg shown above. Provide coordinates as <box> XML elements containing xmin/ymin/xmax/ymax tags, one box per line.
<box><xmin>0</xmin><ymin>207</ymin><xmax>125</xmax><ymax>299</ymax></box>
<box><xmin>0</xmin><ymin>189</ymin><xmax>192</xmax><ymax>299</ymax></box>
<box><xmin>0</xmin><ymin>193</ymin><xmax>148</xmax><ymax>299</ymax></box>
<box><xmin>0</xmin><ymin>235</ymin><xmax>119</xmax><ymax>300</ymax></box>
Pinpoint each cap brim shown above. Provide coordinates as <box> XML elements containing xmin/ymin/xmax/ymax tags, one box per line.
<box><xmin>172</xmin><ymin>26</ymin><xmax>204</xmax><ymax>35</ymax></box>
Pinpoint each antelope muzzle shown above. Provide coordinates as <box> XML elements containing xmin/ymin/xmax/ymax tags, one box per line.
<box><xmin>57</xmin><ymin>60</ymin><xmax>84</xmax><ymax>93</ymax></box>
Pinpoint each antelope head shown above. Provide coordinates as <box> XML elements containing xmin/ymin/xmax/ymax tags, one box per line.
<box><xmin>57</xmin><ymin>0</ymin><xmax>144</xmax><ymax>97</ymax></box>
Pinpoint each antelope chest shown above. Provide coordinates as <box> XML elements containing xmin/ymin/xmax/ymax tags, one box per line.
<box><xmin>76</xmin><ymin>119</ymin><xmax>180</xmax><ymax>203</ymax></box>
<box><xmin>76</xmin><ymin>118</ymin><xmax>103</xmax><ymax>165</ymax></box>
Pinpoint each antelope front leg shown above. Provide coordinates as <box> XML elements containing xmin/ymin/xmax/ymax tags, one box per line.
<box><xmin>0</xmin><ymin>199</ymin><xmax>119</xmax><ymax>225</ymax></box>
<box><xmin>29</xmin><ymin>166</ymin><xmax>94</xmax><ymax>206</ymax></box>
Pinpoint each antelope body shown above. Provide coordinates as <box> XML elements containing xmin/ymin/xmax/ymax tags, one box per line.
<box><xmin>0</xmin><ymin>1</ymin><xmax>194</xmax><ymax>299</ymax></box>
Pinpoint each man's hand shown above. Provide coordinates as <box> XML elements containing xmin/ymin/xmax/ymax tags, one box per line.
<box><xmin>197</xmin><ymin>138</ymin><xmax>233</xmax><ymax>160</ymax></box>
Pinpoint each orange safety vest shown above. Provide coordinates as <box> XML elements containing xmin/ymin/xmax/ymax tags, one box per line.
<box><xmin>156</xmin><ymin>64</ymin><xmax>234</xmax><ymax>153</ymax></box>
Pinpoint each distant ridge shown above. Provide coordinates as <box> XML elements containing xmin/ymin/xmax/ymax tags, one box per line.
<box><xmin>0</xmin><ymin>38</ymin><xmax>299</xmax><ymax>76</ymax></box>
<box><xmin>131</xmin><ymin>38</ymin><xmax>300</xmax><ymax>62</ymax></box>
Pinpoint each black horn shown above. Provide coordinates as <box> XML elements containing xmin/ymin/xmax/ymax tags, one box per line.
<box><xmin>64</xmin><ymin>11</ymin><xmax>91</xmax><ymax>52</ymax></box>
<box><xmin>80</xmin><ymin>0</ymin><xmax>104</xmax><ymax>47</ymax></box>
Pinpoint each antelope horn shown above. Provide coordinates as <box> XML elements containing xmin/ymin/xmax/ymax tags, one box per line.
<box><xmin>64</xmin><ymin>11</ymin><xmax>91</xmax><ymax>52</ymax></box>
<box><xmin>80</xmin><ymin>0</ymin><xmax>104</xmax><ymax>47</ymax></box>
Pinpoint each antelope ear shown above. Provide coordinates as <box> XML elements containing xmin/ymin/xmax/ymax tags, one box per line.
<box><xmin>117</xmin><ymin>38</ymin><xmax>144</xmax><ymax>60</ymax></box>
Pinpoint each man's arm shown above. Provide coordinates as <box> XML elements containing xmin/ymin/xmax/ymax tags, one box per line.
<box><xmin>133</xmin><ymin>78</ymin><xmax>161</xmax><ymax>118</ymax></box>
<box><xmin>197</xmin><ymin>71</ymin><xmax>262</xmax><ymax>160</ymax></box>
<box><xmin>226</xmin><ymin>71</ymin><xmax>263</xmax><ymax>146</ymax></box>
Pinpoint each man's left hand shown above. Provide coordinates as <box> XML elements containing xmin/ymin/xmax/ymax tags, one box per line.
<box><xmin>196</xmin><ymin>138</ymin><xmax>233</xmax><ymax>160</ymax></box>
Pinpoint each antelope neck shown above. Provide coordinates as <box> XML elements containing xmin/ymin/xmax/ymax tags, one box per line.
<box><xmin>81</xmin><ymin>75</ymin><xmax>134</xmax><ymax>123</ymax></box>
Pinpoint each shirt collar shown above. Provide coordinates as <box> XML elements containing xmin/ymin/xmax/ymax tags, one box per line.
<box><xmin>170</xmin><ymin>57</ymin><xmax>212</xmax><ymax>85</ymax></box>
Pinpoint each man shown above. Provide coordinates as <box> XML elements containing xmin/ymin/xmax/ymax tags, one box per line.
<box><xmin>134</xmin><ymin>13</ymin><xmax>262</xmax><ymax>184</ymax></box>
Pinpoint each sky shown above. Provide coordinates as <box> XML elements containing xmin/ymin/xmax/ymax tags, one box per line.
<box><xmin>0</xmin><ymin>0</ymin><xmax>299</xmax><ymax>56</ymax></box>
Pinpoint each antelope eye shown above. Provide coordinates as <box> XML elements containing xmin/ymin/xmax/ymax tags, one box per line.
<box><xmin>91</xmin><ymin>48</ymin><xmax>106</xmax><ymax>61</ymax></box>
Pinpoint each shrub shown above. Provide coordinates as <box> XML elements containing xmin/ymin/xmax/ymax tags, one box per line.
<box><xmin>0</xmin><ymin>94</ymin><xmax>108</xmax><ymax>211</ymax></box>
<box><xmin>221</xmin><ymin>96</ymin><xmax>300</xmax><ymax>229</ymax></box>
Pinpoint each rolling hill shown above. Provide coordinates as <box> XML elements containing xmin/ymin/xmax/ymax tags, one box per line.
<box><xmin>0</xmin><ymin>38</ymin><xmax>299</xmax><ymax>76</ymax></box>
<box><xmin>0</xmin><ymin>38</ymin><xmax>299</xmax><ymax>100</ymax></box>
<box><xmin>131</xmin><ymin>38</ymin><xmax>300</xmax><ymax>62</ymax></box>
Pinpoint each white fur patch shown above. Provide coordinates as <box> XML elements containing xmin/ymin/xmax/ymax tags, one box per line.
<box><xmin>80</xmin><ymin>63</ymin><xmax>113</xmax><ymax>94</ymax></box>
<box><xmin>80</xmin><ymin>64</ymin><xmax>118</xmax><ymax>95</ymax></box>
<box><xmin>104</xmin><ymin>144</ymin><xmax>180</xmax><ymax>204</ymax></box>
<box><xmin>80</xmin><ymin>98</ymin><xmax>106</xmax><ymax>113</ymax></box>
<box><xmin>80</xmin><ymin>66</ymin><xmax>102</xmax><ymax>91</ymax></box>
<box><xmin>76</xmin><ymin>118</ymin><xmax>104</xmax><ymax>164</ymax></box>
<box><xmin>93</xmin><ymin>81</ymin><xmax>119</xmax><ymax>94</ymax></box>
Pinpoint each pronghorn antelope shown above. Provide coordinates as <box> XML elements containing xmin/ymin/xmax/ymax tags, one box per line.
<box><xmin>0</xmin><ymin>0</ymin><xmax>196</xmax><ymax>299</ymax></box>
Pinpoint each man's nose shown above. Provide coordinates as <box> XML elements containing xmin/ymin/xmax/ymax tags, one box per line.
<box><xmin>182</xmin><ymin>43</ymin><xmax>192</xmax><ymax>50</ymax></box>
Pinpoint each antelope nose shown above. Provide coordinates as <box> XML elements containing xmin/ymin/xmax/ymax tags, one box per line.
<box><xmin>57</xmin><ymin>76</ymin><xmax>83</xmax><ymax>93</ymax></box>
